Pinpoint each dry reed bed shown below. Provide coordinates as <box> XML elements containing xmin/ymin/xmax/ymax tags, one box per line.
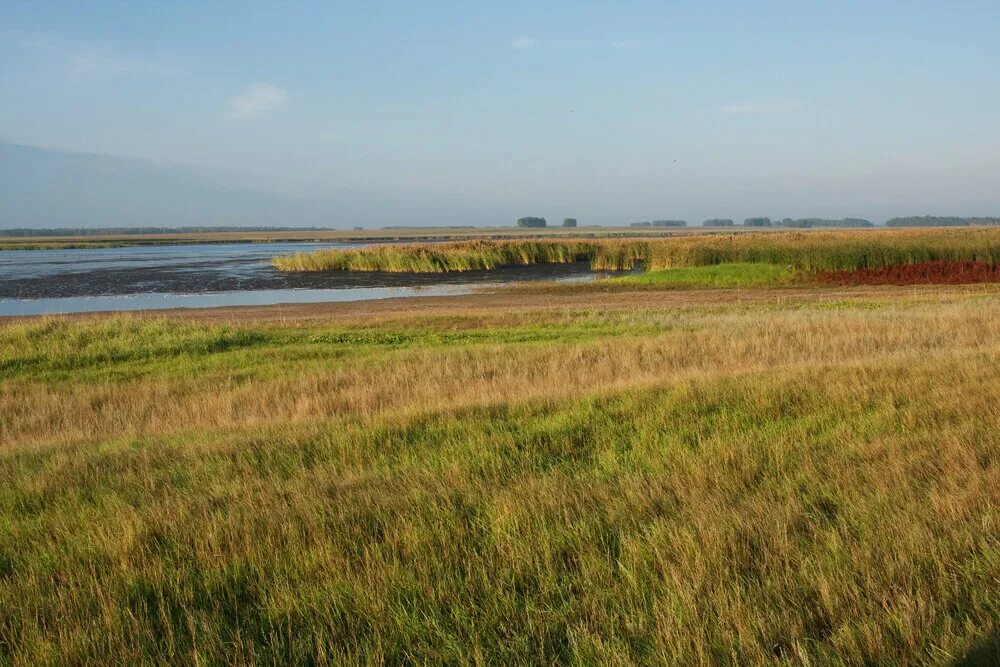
<box><xmin>272</xmin><ymin>238</ymin><xmax>650</xmax><ymax>272</ymax></box>
<box><xmin>272</xmin><ymin>227</ymin><xmax>1000</xmax><ymax>274</ymax></box>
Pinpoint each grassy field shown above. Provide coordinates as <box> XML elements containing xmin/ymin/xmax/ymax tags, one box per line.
<box><xmin>273</xmin><ymin>227</ymin><xmax>1000</xmax><ymax>276</ymax></box>
<box><xmin>2</xmin><ymin>282</ymin><xmax>1000</xmax><ymax>664</ymax></box>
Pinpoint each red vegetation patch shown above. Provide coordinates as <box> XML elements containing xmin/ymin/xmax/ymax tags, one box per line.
<box><xmin>816</xmin><ymin>260</ymin><xmax>1000</xmax><ymax>286</ymax></box>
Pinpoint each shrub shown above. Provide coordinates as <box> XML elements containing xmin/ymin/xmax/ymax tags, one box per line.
<box><xmin>516</xmin><ymin>217</ymin><xmax>547</xmax><ymax>228</ymax></box>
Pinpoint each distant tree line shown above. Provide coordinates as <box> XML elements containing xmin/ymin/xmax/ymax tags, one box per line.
<box><xmin>885</xmin><ymin>216</ymin><xmax>1000</xmax><ymax>227</ymax></box>
<box><xmin>630</xmin><ymin>220</ymin><xmax>688</xmax><ymax>227</ymax></box>
<box><xmin>562</xmin><ymin>218</ymin><xmax>577</xmax><ymax>227</ymax></box>
<box><xmin>739</xmin><ymin>217</ymin><xmax>874</xmax><ymax>228</ymax></box>
<box><xmin>0</xmin><ymin>226</ymin><xmax>329</xmax><ymax>237</ymax></box>
<box><xmin>778</xmin><ymin>218</ymin><xmax>874</xmax><ymax>228</ymax></box>
<box><xmin>516</xmin><ymin>217</ymin><xmax>547</xmax><ymax>228</ymax></box>
<box><xmin>382</xmin><ymin>225</ymin><xmax>475</xmax><ymax>230</ymax></box>
<box><xmin>703</xmin><ymin>219</ymin><xmax>734</xmax><ymax>226</ymax></box>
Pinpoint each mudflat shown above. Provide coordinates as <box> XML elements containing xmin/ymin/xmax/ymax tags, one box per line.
<box><xmin>31</xmin><ymin>282</ymin><xmax>989</xmax><ymax>323</ymax></box>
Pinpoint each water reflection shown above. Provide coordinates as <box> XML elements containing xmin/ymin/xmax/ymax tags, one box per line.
<box><xmin>0</xmin><ymin>284</ymin><xmax>481</xmax><ymax>317</ymax></box>
<box><xmin>0</xmin><ymin>242</ymin><xmax>609</xmax><ymax>316</ymax></box>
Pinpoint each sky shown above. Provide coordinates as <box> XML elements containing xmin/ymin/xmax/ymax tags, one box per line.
<box><xmin>2</xmin><ymin>0</ymin><xmax>1000</xmax><ymax>227</ymax></box>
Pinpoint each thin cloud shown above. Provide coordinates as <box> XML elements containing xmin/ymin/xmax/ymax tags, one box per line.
<box><xmin>718</xmin><ymin>102</ymin><xmax>803</xmax><ymax>115</ymax></box>
<box><xmin>609</xmin><ymin>40</ymin><xmax>639</xmax><ymax>50</ymax></box>
<box><xmin>511</xmin><ymin>36</ymin><xmax>538</xmax><ymax>49</ymax></box>
<box><xmin>3</xmin><ymin>32</ymin><xmax>176</xmax><ymax>80</ymax></box>
<box><xmin>69</xmin><ymin>49</ymin><xmax>178</xmax><ymax>80</ymax></box>
<box><xmin>0</xmin><ymin>29</ymin><xmax>54</xmax><ymax>51</ymax></box>
<box><xmin>229</xmin><ymin>83</ymin><xmax>289</xmax><ymax>119</ymax></box>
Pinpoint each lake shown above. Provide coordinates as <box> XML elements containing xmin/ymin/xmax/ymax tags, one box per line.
<box><xmin>0</xmin><ymin>242</ymin><xmax>603</xmax><ymax>316</ymax></box>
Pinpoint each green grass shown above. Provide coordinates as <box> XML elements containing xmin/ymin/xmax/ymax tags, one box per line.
<box><xmin>605</xmin><ymin>262</ymin><xmax>796</xmax><ymax>288</ymax></box>
<box><xmin>0</xmin><ymin>316</ymin><xmax>665</xmax><ymax>383</ymax></box>
<box><xmin>3</xmin><ymin>291</ymin><xmax>1000</xmax><ymax>664</ymax></box>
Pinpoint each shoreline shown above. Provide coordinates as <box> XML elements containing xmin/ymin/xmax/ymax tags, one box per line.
<box><xmin>4</xmin><ymin>282</ymin><xmax>996</xmax><ymax>324</ymax></box>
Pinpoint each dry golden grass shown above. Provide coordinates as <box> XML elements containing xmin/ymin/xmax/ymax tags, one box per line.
<box><xmin>2</xmin><ymin>285</ymin><xmax>1000</xmax><ymax>664</ymax></box>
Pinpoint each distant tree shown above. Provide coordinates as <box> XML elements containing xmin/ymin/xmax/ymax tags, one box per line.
<box><xmin>651</xmin><ymin>220</ymin><xmax>687</xmax><ymax>227</ymax></box>
<box><xmin>886</xmin><ymin>216</ymin><xmax>1000</xmax><ymax>227</ymax></box>
<box><xmin>630</xmin><ymin>221</ymin><xmax>652</xmax><ymax>227</ymax></box>
<box><xmin>837</xmin><ymin>218</ymin><xmax>875</xmax><ymax>228</ymax></box>
<box><xmin>744</xmin><ymin>217</ymin><xmax>772</xmax><ymax>227</ymax></box>
<box><xmin>516</xmin><ymin>216</ymin><xmax>547</xmax><ymax>228</ymax></box>
<box><xmin>703</xmin><ymin>219</ymin><xmax>734</xmax><ymax>226</ymax></box>
<box><xmin>562</xmin><ymin>218</ymin><xmax>578</xmax><ymax>227</ymax></box>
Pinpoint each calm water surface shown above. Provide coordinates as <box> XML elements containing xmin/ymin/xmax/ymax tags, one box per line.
<box><xmin>0</xmin><ymin>242</ymin><xmax>602</xmax><ymax>315</ymax></box>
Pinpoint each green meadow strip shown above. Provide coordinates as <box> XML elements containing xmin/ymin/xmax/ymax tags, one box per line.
<box><xmin>0</xmin><ymin>316</ymin><xmax>665</xmax><ymax>382</ymax></box>
<box><xmin>602</xmin><ymin>263</ymin><xmax>796</xmax><ymax>288</ymax></box>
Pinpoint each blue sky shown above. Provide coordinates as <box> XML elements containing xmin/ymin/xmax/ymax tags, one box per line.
<box><xmin>2</xmin><ymin>1</ymin><xmax>1000</xmax><ymax>226</ymax></box>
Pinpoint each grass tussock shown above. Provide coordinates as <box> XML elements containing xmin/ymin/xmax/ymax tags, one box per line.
<box><xmin>2</xmin><ymin>288</ymin><xmax>1000</xmax><ymax>663</ymax></box>
<box><xmin>273</xmin><ymin>227</ymin><xmax>1000</xmax><ymax>276</ymax></box>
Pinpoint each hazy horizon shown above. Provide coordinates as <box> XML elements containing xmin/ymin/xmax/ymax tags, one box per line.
<box><xmin>3</xmin><ymin>1</ymin><xmax>1000</xmax><ymax>228</ymax></box>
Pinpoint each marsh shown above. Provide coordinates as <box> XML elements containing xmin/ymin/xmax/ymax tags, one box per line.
<box><xmin>0</xmin><ymin>242</ymin><xmax>611</xmax><ymax>315</ymax></box>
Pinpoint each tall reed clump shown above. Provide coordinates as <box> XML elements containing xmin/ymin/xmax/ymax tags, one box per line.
<box><xmin>272</xmin><ymin>228</ymin><xmax>1000</xmax><ymax>274</ymax></box>
<box><xmin>644</xmin><ymin>228</ymin><xmax>1000</xmax><ymax>271</ymax></box>
<box><xmin>273</xmin><ymin>239</ymin><xmax>649</xmax><ymax>272</ymax></box>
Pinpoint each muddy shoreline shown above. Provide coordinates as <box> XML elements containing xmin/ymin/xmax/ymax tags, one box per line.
<box><xmin>0</xmin><ymin>252</ymin><xmax>600</xmax><ymax>300</ymax></box>
<box><xmin>6</xmin><ymin>283</ymin><xmax>996</xmax><ymax>324</ymax></box>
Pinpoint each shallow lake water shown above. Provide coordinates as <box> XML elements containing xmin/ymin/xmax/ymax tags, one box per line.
<box><xmin>0</xmin><ymin>242</ymin><xmax>605</xmax><ymax>316</ymax></box>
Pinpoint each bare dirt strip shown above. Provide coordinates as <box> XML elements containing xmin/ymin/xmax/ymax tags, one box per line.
<box><xmin>5</xmin><ymin>283</ymin><xmax>997</xmax><ymax>326</ymax></box>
